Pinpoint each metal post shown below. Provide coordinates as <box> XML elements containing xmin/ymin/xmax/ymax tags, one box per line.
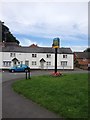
<box><xmin>55</xmin><ymin>48</ymin><xmax>57</xmax><ymax>73</ymax></box>
<box><xmin>26</xmin><ymin>71</ymin><xmax>28</xmax><ymax>79</ymax></box>
<box><xmin>28</xmin><ymin>69</ymin><xmax>31</xmax><ymax>79</ymax></box>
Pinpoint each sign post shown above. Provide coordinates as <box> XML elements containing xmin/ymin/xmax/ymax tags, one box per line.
<box><xmin>55</xmin><ymin>48</ymin><xmax>57</xmax><ymax>73</ymax></box>
<box><xmin>52</xmin><ymin>38</ymin><xmax>60</xmax><ymax>73</ymax></box>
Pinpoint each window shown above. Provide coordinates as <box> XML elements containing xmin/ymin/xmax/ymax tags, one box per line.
<box><xmin>3</xmin><ymin>61</ymin><xmax>11</xmax><ymax>67</ymax></box>
<box><xmin>61</xmin><ymin>61</ymin><xmax>67</xmax><ymax>66</ymax></box>
<box><xmin>10</xmin><ymin>53</ymin><xmax>16</xmax><ymax>57</ymax></box>
<box><xmin>25</xmin><ymin>61</ymin><xmax>29</xmax><ymax>66</ymax></box>
<box><xmin>46</xmin><ymin>61</ymin><xmax>51</xmax><ymax>66</ymax></box>
<box><xmin>32</xmin><ymin>54</ymin><xmax>37</xmax><ymax>58</ymax></box>
<box><xmin>46</xmin><ymin>54</ymin><xmax>51</xmax><ymax>58</ymax></box>
<box><xmin>32</xmin><ymin>61</ymin><xmax>37</xmax><ymax>65</ymax></box>
<box><xmin>17</xmin><ymin>65</ymin><xmax>21</xmax><ymax>68</ymax></box>
<box><xmin>63</xmin><ymin>54</ymin><xmax>67</xmax><ymax>58</ymax></box>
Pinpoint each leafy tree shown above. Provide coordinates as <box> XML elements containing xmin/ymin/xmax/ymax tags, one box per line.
<box><xmin>84</xmin><ymin>48</ymin><xmax>90</xmax><ymax>52</ymax></box>
<box><xmin>2</xmin><ymin>23</ymin><xmax>19</xmax><ymax>44</ymax></box>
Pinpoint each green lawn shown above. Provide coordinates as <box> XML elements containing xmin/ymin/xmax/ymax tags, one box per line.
<box><xmin>12</xmin><ymin>73</ymin><xmax>88</xmax><ymax>119</ymax></box>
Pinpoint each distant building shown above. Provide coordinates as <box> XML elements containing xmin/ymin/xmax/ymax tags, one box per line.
<box><xmin>0</xmin><ymin>43</ymin><xmax>74</xmax><ymax>70</ymax></box>
<box><xmin>74</xmin><ymin>52</ymin><xmax>90</xmax><ymax>70</ymax></box>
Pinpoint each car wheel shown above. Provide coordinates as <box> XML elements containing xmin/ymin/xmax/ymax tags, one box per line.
<box><xmin>11</xmin><ymin>69</ymin><xmax>14</xmax><ymax>73</ymax></box>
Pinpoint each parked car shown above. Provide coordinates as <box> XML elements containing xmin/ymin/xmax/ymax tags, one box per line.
<box><xmin>9</xmin><ymin>64</ymin><xmax>30</xmax><ymax>72</ymax></box>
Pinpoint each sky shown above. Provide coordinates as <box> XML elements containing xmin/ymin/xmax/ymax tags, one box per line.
<box><xmin>0</xmin><ymin>0</ymin><xmax>88</xmax><ymax>52</ymax></box>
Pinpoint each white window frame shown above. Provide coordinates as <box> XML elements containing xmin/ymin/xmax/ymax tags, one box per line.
<box><xmin>25</xmin><ymin>60</ymin><xmax>29</xmax><ymax>66</ymax></box>
<box><xmin>32</xmin><ymin>61</ymin><xmax>37</xmax><ymax>65</ymax></box>
<box><xmin>10</xmin><ymin>53</ymin><xmax>16</xmax><ymax>57</ymax></box>
<box><xmin>46</xmin><ymin>54</ymin><xmax>51</xmax><ymax>58</ymax></box>
<box><xmin>46</xmin><ymin>61</ymin><xmax>51</xmax><ymax>66</ymax></box>
<box><xmin>63</xmin><ymin>54</ymin><xmax>67</xmax><ymax>58</ymax></box>
<box><xmin>3</xmin><ymin>61</ymin><xmax>11</xmax><ymax>67</ymax></box>
<box><xmin>32</xmin><ymin>54</ymin><xmax>37</xmax><ymax>58</ymax></box>
<box><xmin>61</xmin><ymin>61</ymin><xmax>67</xmax><ymax>66</ymax></box>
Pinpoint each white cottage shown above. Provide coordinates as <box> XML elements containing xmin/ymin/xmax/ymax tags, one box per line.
<box><xmin>0</xmin><ymin>43</ymin><xmax>74</xmax><ymax>70</ymax></box>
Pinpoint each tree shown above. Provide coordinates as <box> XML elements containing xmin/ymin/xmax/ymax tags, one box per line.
<box><xmin>84</xmin><ymin>48</ymin><xmax>90</xmax><ymax>52</ymax></box>
<box><xmin>2</xmin><ymin>23</ymin><xmax>19</xmax><ymax>44</ymax></box>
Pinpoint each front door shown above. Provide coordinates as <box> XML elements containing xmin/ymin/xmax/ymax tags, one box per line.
<box><xmin>40</xmin><ymin>62</ymin><xmax>44</xmax><ymax>69</ymax></box>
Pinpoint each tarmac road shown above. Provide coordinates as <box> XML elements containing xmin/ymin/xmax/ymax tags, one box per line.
<box><xmin>1</xmin><ymin>68</ymin><xmax>88</xmax><ymax>83</ymax></box>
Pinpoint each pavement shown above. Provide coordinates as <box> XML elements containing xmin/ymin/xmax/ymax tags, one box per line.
<box><xmin>1</xmin><ymin>69</ymin><xmax>88</xmax><ymax>119</ymax></box>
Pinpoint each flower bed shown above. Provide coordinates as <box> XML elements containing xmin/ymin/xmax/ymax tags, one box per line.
<box><xmin>51</xmin><ymin>72</ymin><xmax>62</xmax><ymax>76</ymax></box>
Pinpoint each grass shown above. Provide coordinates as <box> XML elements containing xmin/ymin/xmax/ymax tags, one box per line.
<box><xmin>12</xmin><ymin>73</ymin><xmax>88</xmax><ymax>119</ymax></box>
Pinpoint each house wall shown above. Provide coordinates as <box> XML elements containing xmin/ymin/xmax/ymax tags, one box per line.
<box><xmin>0</xmin><ymin>52</ymin><xmax>74</xmax><ymax>70</ymax></box>
<box><xmin>58</xmin><ymin>54</ymin><xmax>74</xmax><ymax>69</ymax></box>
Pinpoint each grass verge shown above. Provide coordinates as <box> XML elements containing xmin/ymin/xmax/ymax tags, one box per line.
<box><xmin>12</xmin><ymin>73</ymin><xmax>88</xmax><ymax>119</ymax></box>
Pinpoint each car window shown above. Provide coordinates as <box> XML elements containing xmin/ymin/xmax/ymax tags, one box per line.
<box><xmin>22</xmin><ymin>65</ymin><xmax>26</xmax><ymax>67</ymax></box>
<box><xmin>17</xmin><ymin>65</ymin><xmax>21</xmax><ymax>68</ymax></box>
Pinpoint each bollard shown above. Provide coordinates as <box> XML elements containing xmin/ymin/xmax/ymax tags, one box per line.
<box><xmin>25</xmin><ymin>70</ymin><xmax>28</xmax><ymax>79</ymax></box>
<box><xmin>28</xmin><ymin>69</ymin><xmax>31</xmax><ymax>79</ymax></box>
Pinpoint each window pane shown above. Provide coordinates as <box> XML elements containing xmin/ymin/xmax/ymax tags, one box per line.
<box><xmin>10</xmin><ymin>53</ymin><xmax>12</xmax><ymax>57</ymax></box>
<box><xmin>46</xmin><ymin>61</ymin><xmax>51</xmax><ymax>66</ymax></box>
<box><xmin>25</xmin><ymin>61</ymin><xmax>29</xmax><ymax>66</ymax></box>
<box><xmin>63</xmin><ymin>55</ymin><xmax>67</xmax><ymax>58</ymax></box>
<box><xmin>32</xmin><ymin>54</ymin><xmax>37</xmax><ymax>57</ymax></box>
<box><xmin>32</xmin><ymin>61</ymin><xmax>36</xmax><ymax>65</ymax></box>
<box><xmin>61</xmin><ymin>61</ymin><xmax>67</xmax><ymax>66</ymax></box>
<box><xmin>47</xmin><ymin>54</ymin><xmax>51</xmax><ymax>58</ymax></box>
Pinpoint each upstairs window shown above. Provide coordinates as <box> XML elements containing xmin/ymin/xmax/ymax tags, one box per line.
<box><xmin>10</xmin><ymin>53</ymin><xmax>16</xmax><ymax>57</ymax></box>
<box><xmin>63</xmin><ymin>54</ymin><xmax>67</xmax><ymax>58</ymax></box>
<box><xmin>32</xmin><ymin>54</ymin><xmax>37</xmax><ymax>58</ymax></box>
<box><xmin>47</xmin><ymin>54</ymin><xmax>51</xmax><ymax>58</ymax></box>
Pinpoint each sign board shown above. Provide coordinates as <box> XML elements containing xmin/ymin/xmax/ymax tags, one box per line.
<box><xmin>52</xmin><ymin>38</ymin><xmax>60</xmax><ymax>48</ymax></box>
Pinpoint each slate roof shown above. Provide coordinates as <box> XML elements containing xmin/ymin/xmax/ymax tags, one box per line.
<box><xmin>0</xmin><ymin>46</ymin><xmax>73</xmax><ymax>54</ymax></box>
<box><xmin>74</xmin><ymin>52</ymin><xmax>90</xmax><ymax>59</ymax></box>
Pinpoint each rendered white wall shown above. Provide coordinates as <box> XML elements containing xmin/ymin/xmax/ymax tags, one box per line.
<box><xmin>1</xmin><ymin>52</ymin><xmax>74</xmax><ymax>69</ymax></box>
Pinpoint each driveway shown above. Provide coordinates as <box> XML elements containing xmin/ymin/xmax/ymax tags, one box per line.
<box><xmin>1</xmin><ymin>69</ymin><xmax>88</xmax><ymax>119</ymax></box>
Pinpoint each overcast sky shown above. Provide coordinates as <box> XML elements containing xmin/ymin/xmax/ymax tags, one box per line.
<box><xmin>0</xmin><ymin>1</ymin><xmax>88</xmax><ymax>52</ymax></box>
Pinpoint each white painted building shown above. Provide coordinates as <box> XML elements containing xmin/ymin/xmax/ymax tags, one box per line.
<box><xmin>0</xmin><ymin>43</ymin><xmax>74</xmax><ymax>70</ymax></box>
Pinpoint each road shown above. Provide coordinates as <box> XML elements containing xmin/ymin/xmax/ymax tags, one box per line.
<box><xmin>1</xmin><ymin>68</ymin><xmax>88</xmax><ymax>83</ymax></box>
